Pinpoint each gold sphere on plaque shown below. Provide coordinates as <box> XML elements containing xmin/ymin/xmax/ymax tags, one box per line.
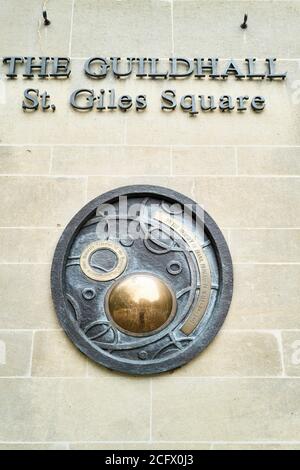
<box><xmin>106</xmin><ymin>273</ymin><xmax>176</xmax><ymax>336</ymax></box>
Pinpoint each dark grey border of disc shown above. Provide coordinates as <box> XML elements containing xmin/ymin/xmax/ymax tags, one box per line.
<box><xmin>51</xmin><ymin>185</ymin><xmax>233</xmax><ymax>375</ymax></box>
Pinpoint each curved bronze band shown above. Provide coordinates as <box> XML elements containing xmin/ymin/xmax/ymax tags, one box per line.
<box><xmin>154</xmin><ymin>211</ymin><xmax>211</xmax><ymax>335</ymax></box>
<box><xmin>80</xmin><ymin>240</ymin><xmax>127</xmax><ymax>282</ymax></box>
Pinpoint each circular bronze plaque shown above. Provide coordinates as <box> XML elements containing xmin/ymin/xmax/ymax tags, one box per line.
<box><xmin>51</xmin><ymin>185</ymin><xmax>233</xmax><ymax>375</ymax></box>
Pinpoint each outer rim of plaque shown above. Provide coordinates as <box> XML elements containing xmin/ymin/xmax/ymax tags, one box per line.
<box><xmin>51</xmin><ymin>185</ymin><xmax>234</xmax><ymax>375</ymax></box>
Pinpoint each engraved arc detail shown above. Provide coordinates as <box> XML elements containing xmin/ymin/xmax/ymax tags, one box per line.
<box><xmin>80</xmin><ymin>240</ymin><xmax>127</xmax><ymax>282</ymax></box>
<box><xmin>154</xmin><ymin>210</ymin><xmax>212</xmax><ymax>335</ymax></box>
<box><xmin>51</xmin><ymin>186</ymin><xmax>233</xmax><ymax>375</ymax></box>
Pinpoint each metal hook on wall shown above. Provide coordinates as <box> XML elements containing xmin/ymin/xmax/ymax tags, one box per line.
<box><xmin>43</xmin><ymin>10</ymin><xmax>51</xmax><ymax>26</ymax></box>
<box><xmin>240</xmin><ymin>13</ymin><xmax>248</xmax><ymax>29</ymax></box>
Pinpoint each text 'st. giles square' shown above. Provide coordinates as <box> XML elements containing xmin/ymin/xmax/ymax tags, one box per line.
<box><xmin>0</xmin><ymin>0</ymin><xmax>300</xmax><ymax>452</ymax></box>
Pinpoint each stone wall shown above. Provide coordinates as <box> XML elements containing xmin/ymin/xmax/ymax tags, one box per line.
<box><xmin>0</xmin><ymin>0</ymin><xmax>299</xmax><ymax>450</ymax></box>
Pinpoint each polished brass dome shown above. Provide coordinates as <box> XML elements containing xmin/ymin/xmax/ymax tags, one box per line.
<box><xmin>106</xmin><ymin>273</ymin><xmax>176</xmax><ymax>335</ymax></box>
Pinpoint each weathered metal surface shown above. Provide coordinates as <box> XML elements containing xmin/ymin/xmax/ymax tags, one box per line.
<box><xmin>51</xmin><ymin>185</ymin><xmax>233</xmax><ymax>375</ymax></box>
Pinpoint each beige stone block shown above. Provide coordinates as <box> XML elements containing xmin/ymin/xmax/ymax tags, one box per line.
<box><xmin>0</xmin><ymin>443</ymin><xmax>68</xmax><ymax>450</ymax></box>
<box><xmin>0</xmin><ymin>331</ymin><xmax>32</xmax><ymax>377</ymax></box>
<box><xmin>87</xmin><ymin>358</ymin><xmax>126</xmax><ymax>378</ymax></box>
<box><xmin>126</xmin><ymin>106</ymin><xmax>300</xmax><ymax>147</ymax></box>
<box><xmin>87</xmin><ymin>175</ymin><xmax>195</xmax><ymax>201</ymax></box>
<box><xmin>70</xmin><ymin>442</ymin><xmax>210</xmax><ymax>450</ymax></box>
<box><xmin>152</xmin><ymin>379</ymin><xmax>300</xmax><ymax>441</ymax></box>
<box><xmin>237</xmin><ymin>147</ymin><xmax>300</xmax><ymax>175</ymax></box>
<box><xmin>125</xmin><ymin>64</ymin><xmax>300</xmax><ymax>146</ymax></box>
<box><xmin>1</xmin><ymin>110</ymin><xmax>126</xmax><ymax>146</ymax></box>
<box><xmin>32</xmin><ymin>330</ymin><xmax>87</xmax><ymax>377</ymax></box>
<box><xmin>0</xmin><ymin>176</ymin><xmax>85</xmax><ymax>227</ymax></box>
<box><xmin>226</xmin><ymin>264</ymin><xmax>300</xmax><ymax>329</ymax></box>
<box><xmin>71</xmin><ymin>0</ymin><xmax>172</xmax><ymax>57</ymax></box>
<box><xmin>0</xmin><ymin>77</ymin><xmax>126</xmax><ymax>145</ymax></box>
<box><xmin>52</xmin><ymin>146</ymin><xmax>171</xmax><ymax>176</ymax></box>
<box><xmin>282</xmin><ymin>331</ymin><xmax>300</xmax><ymax>377</ymax></box>
<box><xmin>0</xmin><ymin>228</ymin><xmax>61</xmax><ymax>263</ymax></box>
<box><xmin>173</xmin><ymin>1</ymin><xmax>300</xmax><ymax>58</ymax></box>
<box><xmin>0</xmin><ymin>378</ymin><xmax>150</xmax><ymax>441</ymax></box>
<box><xmin>213</xmin><ymin>443</ymin><xmax>300</xmax><ymax>450</ymax></box>
<box><xmin>0</xmin><ymin>264</ymin><xmax>58</xmax><ymax>329</ymax></box>
<box><xmin>172</xmin><ymin>147</ymin><xmax>236</xmax><ymax>175</ymax></box>
<box><xmin>0</xmin><ymin>0</ymin><xmax>73</xmax><ymax>56</ymax></box>
<box><xmin>193</xmin><ymin>177</ymin><xmax>300</xmax><ymax>228</ymax></box>
<box><xmin>167</xmin><ymin>331</ymin><xmax>281</xmax><ymax>377</ymax></box>
<box><xmin>87</xmin><ymin>358</ymin><xmax>155</xmax><ymax>381</ymax></box>
<box><xmin>0</xmin><ymin>147</ymin><xmax>51</xmax><ymax>174</ymax></box>
<box><xmin>229</xmin><ymin>229</ymin><xmax>300</xmax><ymax>263</ymax></box>
<box><xmin>87</xmin><ymin>176</ymin><xmax>300</xmax><ymax>230</ymax></box>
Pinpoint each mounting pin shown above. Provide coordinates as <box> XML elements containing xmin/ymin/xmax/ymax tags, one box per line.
<box><xmin>43</xmin><ymin>10</ymin><xmax>51</xmax><ymax>26</ymax></box>
<box><xmin>240</xmin><ymin>13</ymin><xmax>248</xmax><ymax>29</ymax></box>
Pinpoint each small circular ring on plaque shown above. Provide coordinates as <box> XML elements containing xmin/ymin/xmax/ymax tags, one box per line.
<box><xmin>120</xmin><ymin>236</ymin><xmax>134</xmax><ymax>247</ymax></box>
<box><xmin>167</xmin><ymin>260</ymin><xmax>182</xmax><ymax>275</ymax></box>
<box><xmin>82</xmin><ymin>287</ymin><xmax>96</xmax><ymax>300</ymax></box>
<box><xmin>80</xmin><ymin>240</ymin><xmax>127</xmax><ymax>282</ymax></box>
